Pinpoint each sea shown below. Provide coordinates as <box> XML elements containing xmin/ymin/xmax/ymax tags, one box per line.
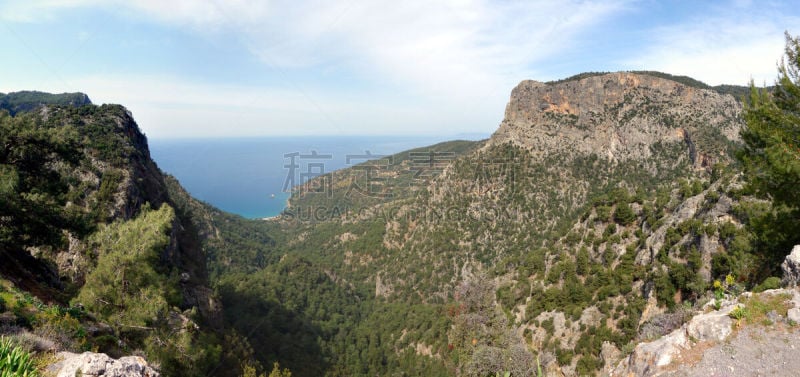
<box><xmin>149</xmin><ymin>135</ymin><xmax>487</xmax><ymax>219</ymax></box>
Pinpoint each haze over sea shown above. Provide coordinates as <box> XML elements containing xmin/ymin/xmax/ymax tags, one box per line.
<box><xmin>150</xmin><ymin>135</ymin><xmax>486</xmax><ymax>219</ymax></box>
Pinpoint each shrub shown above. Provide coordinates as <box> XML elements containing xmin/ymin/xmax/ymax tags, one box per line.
<box><xmin>753</xmin><ymin>277</ymin><xmax>782</xmax><ymax>293</ymax></box>
<box><xmin>576</xmin><ymin>355</ymin><xmax>600</xmax><ymax>375</ymax></box>
<box><xmin>540</xmin><ymin>318</ymin><xmax>555</xmax><ymax>336</ymax></box>
<box><xmin>595</xmin><ymin>205</ymin><xmax>612</xmax><ymax>221</ymax></box>
<box><xmin>555</xmin><ymin>348</ymin><xmax>573</xmax><ymax>366</ymax></box>
<box><xmin>614</xmin><ymin>203</ymin><xmax>636</xmax><ymax>225</ymax></box>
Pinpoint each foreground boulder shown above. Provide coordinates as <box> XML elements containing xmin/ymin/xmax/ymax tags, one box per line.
<box><xmin>613</xmin><ymin>288</ymin><xmax>800</xmax><ymax>376</ymax></box>
<box><xmin>49</xmin><ymin>352</ymin><xmax>159</xmax><ymax>377</ymax></box>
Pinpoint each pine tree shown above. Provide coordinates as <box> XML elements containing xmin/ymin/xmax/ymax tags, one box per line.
<box><xmin>740</xmin><ymin>32</ymin><xmax>800</xmax><ymax>210</ymax></box>
<box><xmin>738</xmin><ymin>31</ymin><xmax>800</xmax><ymax>277</ymax></box>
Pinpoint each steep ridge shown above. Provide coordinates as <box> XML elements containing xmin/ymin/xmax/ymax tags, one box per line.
<box><xmin>0</xmin><ymin>101</ymin><xmax>223</xmax><ymax>375</ymax></box>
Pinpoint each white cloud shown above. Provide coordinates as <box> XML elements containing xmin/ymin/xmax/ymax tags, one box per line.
<box><xmin>0</xmin><ymin>0</ymin><xmax>641</xmax><ymax>137</ymax></box>
<box><xmin>53</xmin><ymin>74</ymin><xmax>501</xmax><ymax>138</ymax></box>
<box><xmin>0</xmin><ymin>0</ymin><xmax>95</xmax><ymax>22</ymax></box>
<box><xmin>627</xmin><ymin>4</ymin><xmax>799</xmax><ymax>86</ymax></box>
<box><xmin>6</xmin><ymin>0</ymin><xmax>797</xmax><ymax>139</ymax></box>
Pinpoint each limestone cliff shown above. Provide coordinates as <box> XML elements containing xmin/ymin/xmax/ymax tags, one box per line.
<box><xmin>490</xmin><ymin>72</ymin><xmax>742</xmax><ymax>170</ymax></box>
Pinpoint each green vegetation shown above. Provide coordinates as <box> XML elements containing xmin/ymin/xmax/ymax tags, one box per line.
<box><xmin>75</xmin><ymin>204</ymin><xmax>176</xmax><ymax>327</ymax></box>
<box><xmin>73</xmin><ymin>204</ymin><xmax>219</xmax><ymax>375</ymax></box>
<box><xmin>0</xmin><ymin>103</ymin><xmax>224</xmax><ymax>376</ymax></box>
<box><xmin>736</xmin><ymin>292</ymin><xmax>793</xmax><ymax>326</ymax></box>
<box><xmin>737</xmin><ymin>32</ymin><xmax>800</xmax><ymax>274</ymax></box>
<box><xmin>0</xmin><ymin>110</ymin><xmax>84</xmax><ymax>254</ymax></box>
<box><xmin>0</xmin><ymin>337</ymin><xmax>38</xmax><ymax>377</ymax></box>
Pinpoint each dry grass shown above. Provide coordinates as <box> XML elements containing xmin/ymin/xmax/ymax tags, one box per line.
<box><xmin>737</xmin><ymin>292</ymin><xmax>792</xmax><ymax>327</ymax></box>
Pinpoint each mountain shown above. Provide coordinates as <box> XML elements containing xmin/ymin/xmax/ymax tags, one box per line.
<box><xmin>0</xmin><ymin>91</ymin><xmax>92</xmax><ymax>115</ymax></box>
<box><xmin>249</xmin><ymin>71</ymin><xmax>778</xmax><ymax>375</ymax></box>
<box><xmin>0</xmin><ymin>70</ymin><xmax>790</xmax><ymax>377</ymax></box>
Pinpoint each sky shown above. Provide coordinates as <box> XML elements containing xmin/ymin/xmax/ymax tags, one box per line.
<box><xmin>0</xmin><ymin>0</ymin><xmax>798</xmax><ymax>138</ymax></box>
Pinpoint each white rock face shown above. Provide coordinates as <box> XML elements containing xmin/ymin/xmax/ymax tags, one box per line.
<box><xmin>51</xmin><ymin>352</ymin><xmax>159</xmax><ymax>377</ymax></box>
<box><xmin>781</xmin><ymin>245</ymin><xmax>800</xmax><ymax>287</ymax></box>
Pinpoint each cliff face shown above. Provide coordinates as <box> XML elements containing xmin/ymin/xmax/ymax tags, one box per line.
<box><xmin>3</xmin><ymin>104</ymin><xmax>216</xmax><ymax>320</ymax></box>
<box><xmin>490</xmin><ymin>72</ymin><xmax>742</xmax><ymax>169</ymax></box>
<box><xmin>91</xmin><ymin>108</ymin><xmax>219</xmax><ymax>325</ymax></box>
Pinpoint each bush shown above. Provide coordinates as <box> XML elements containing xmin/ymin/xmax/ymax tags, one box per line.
<box><xmin>555</xmin><ymin>348</ymin><xmax>573</xmax><ymax>366</ymax></box>
<box><xmin>603</xmin><ymin>223</ymin><xmax>617</xmax><ymax>238</ymax></box>
<box><xmin>576</xmin><ymin>355</ymin><xmax>600</xmax><ymax>375</ymax></box>
<box><xmin>614</xmin><ymin>203</ymin><xmax>636</xmax><ymax>226</ymax></box>
<box><xmin>595</xmin><ymin>205</ymin><xmax>612</xmax><ymax>221</ymax></box>
<box><xmin>753</xmin><ymin>277</ymin><xmax>782</xmax><ymax>293</ymax></box>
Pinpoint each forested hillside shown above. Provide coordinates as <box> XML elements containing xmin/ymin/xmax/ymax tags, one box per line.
<box><xmin>155</xmin><ymin>68</ymin><xmax>792</xmax><ymax>376</ymax></box>
<box><xmin>184</xmin><ymin>66</ymin><xmax>797</xmax><ymax>376</ymax></box>
<box><xmin>2</xmin><ymin>35</ymin><xmax>800</xmax><ymax>377</ymax></box>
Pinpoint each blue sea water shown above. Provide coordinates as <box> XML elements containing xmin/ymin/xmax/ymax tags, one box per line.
<box><xmin>149</xmin><ymin>135</ymin><xmax>486</xmax><ymax>219</ymax></box>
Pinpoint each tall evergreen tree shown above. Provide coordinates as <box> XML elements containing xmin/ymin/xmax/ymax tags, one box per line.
<box><xmin>740</xmin><ymin>32</ymin><xmax>800</xmax><ymax>209</ymax></box>
<box><xmin>738</xmin><ymin>32</ymin><xmax>800</xmax><ymax>274</ymax></box>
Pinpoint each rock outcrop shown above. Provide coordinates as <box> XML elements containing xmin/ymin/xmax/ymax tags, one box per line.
<box><xmin>49</xmin><ymin>352</ymin><xmax>159</xmax><ymax>377</ymax></box>
<box><xmin>612</xmin><ymin>304</ymin><xmax>734</xmax><ymax>376</ymax></box>
<box><xmin>613</xmin><ymin>288</ymin><xmax>800</xmax><ymax>376</ymax></box>
<box><xmin>782</xmin><ymin>245</ymin><xmax>800</xmax><ymax>287</ymax></box>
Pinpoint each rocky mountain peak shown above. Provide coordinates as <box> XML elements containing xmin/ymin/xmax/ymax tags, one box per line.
<box><xmin>489</xmin><ymin>72</ymin><xmax>743</xmax><ymax>169</ymax></box>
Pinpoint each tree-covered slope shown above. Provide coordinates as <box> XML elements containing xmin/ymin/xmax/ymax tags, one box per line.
<box><xmin>223</xmin><ymin>71</ymin><xmax>786</xmax><ymax>376</ymax></box>
<box><xmin>0</xmin><ymin>101</ymin><xmax>224</xmax><ymax>375</ymax></box>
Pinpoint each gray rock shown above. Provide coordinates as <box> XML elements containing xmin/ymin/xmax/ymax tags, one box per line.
<box><xmin>788</xmin><ymin>308</ymin><xmax>800</xmax><ymax>324</ymax></box>
<box><xmin>601</xmin><ymin>341</ymin><xmax>622</xmax><ymax>374</ymax></box>
<box><xmin>613</xmin><ymin>327</ymin><xmax>689</xmax><ymax>376</ymax></box>
<box><xmin>781</xmin><ymin>245</ymin><xmax>800</xmax><ymax>287</ymax></box>
<box><xmin>686</xmin><ymin>308</ymin><xmax>733</xmax><ymax>342</ymax></box>
<box><xmin>51</xmin><ymin>351</ymin><xmax>159</xmax><ymax>377</ymax></box>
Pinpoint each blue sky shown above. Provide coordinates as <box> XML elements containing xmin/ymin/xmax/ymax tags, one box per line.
<box><xmin>0</xmin><ymin>0</ymin><xmax>798</xmax><ymax>138</ymax></box>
